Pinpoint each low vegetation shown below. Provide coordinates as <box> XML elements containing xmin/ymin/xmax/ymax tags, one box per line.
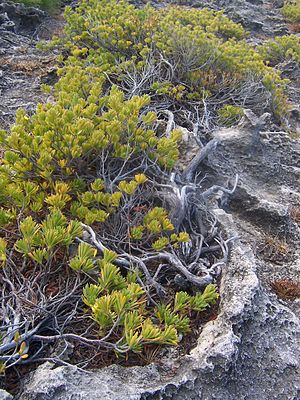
<box><xmin>282</xmin><ymin>0</ymin><xmax>300</xmax><ymax>23</ymax></box>
<box><xmin>270</xmin><ymin>279</ymin><xmax>300</xmax><ymax>300</ymax></box>
<box><xmin>259</xmin><ymin>34</ymin><xmax>300</xmax><ymax>65</ymax></box>
<box><xmin>0</xmin><ymin>0</ymin><xmax>296</xmax><ymax>373</ymax></box>
<box><xmin>48</xmin><ymin>0</ymin><xmax>288</xmax><ymax>122</ymax></box>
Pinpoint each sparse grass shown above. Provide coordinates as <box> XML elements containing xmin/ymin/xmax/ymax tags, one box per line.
<box><xmin>289</xmin><ymin>206</ymin><xmax>300</xmax><ymax>224</ymax></box>
<box><xmin>270</xmin><ymin>279</ymin><xmax>300</xmax><ymax>300</ymax></box>
<box><xmin>257</xmin><ymin>235</ymin><xmax>290</xmax><ymax>263</ymax></box>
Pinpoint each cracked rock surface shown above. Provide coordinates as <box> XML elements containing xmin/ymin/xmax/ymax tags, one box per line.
<box><xmin>0</xmin><ymin>2</ymin><xmax>62</xmax><ymax>130</ymax></box>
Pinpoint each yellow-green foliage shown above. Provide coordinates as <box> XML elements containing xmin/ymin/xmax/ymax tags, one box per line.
<box><xmin>14</xmin><ymin>210</ymin><xmax>83</xmax><ymax>264</ymax></box>
<box><xmin>0</xmin><ymin>12</ymin><xmax>190</xmax><ymax>354</ymax></box>
<box><xmin>0</xmin><ymin>238</ymin><xmax>7</xmax><ymax>268</ymax></box>
<box><xmin>259</xmin><ymin>35</ymin><xmax>300</xmax><ymax>64</ymax></box>
<box><xmin>282</xmin><ymin>0</ymin><xmax>300</xmax><ymax>22</ymax></box>
<box><xmin>130</xmin><ymin>207</ymin><xmax>190</xmax><ymax>251</ymax></box>
<box><xmin>81</xmin><ymin>249</ymin><xmax>219</xmax><ymax>352</ymax></box>
<box><xmin>217</xmin><ymin>105</ymin><xmax>243</xmax><ymax>127</ymax></box>
<box><xmin>51</xmin><ymin>0</ymin><xmax>287</xmax><ymax>116</ymax></box>
<box><xmin>0</xmin><ymin>0</ymin><xmax>249</xmax><ymax>360</ymax></box>
<box><xmin>0</xmin><ymin>82</ymin><xmax>180</xmax><ymax>226</ymax></box>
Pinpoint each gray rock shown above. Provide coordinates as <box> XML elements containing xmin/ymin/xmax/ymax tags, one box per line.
<box><xmin>272</xmin><ymin>0</ymin><xmax>285</xmax><ymax>8</ymax></box>
<box><xmin>0</xmin><ymin>2</ymin><xmax>45</xmax><ymax>35</ymax></box>
<box><xmin>0</xmin><ymin>390</ymin><xmax>13</xmax><ymax>400</ymax></box>
<box><xmin>0</xmin><ymin>12</ymin><xmax>15</xmax><ymax>32</ymax></box>
<box><xmin>0</xmin><ymin>12</ymin><xmax>59</xmax><ymax>130</ymax></box>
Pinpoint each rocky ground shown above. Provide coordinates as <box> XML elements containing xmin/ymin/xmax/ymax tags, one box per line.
<box><xmin>0</xmin><ymin>1</ymin><xmax>299</xmax><ymax>399</ymax></box>
<box><xmin>0</xmin><ymin>2</ymin><xmax>63</xmax><ymax>130</ymax></box>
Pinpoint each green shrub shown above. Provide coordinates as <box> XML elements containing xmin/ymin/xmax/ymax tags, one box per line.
<box><xmin>259</xmin><ymin>35</ymin><xmax>300</xmax><ymax>65</ymax></box>
<box><xmin>0</xmin><ymin>65</ymin><xmax>193</xmax><ymax>361</ymax></box>
<box><xmin>0</xmin><ymin>82</ymin><xmax>180</xmax><ymax>221</ymax></box>
<box><xmin>46</xmin><ymin>0</ymin><xmax>288</xmax><ymax>119</ymax></box>
<box><xmin>217</xmin><ymin>105</ymin><xmax>243</xmax><ymax>127</ymax></box>
<box><xmin>81</xmin><ymin>251</ymin><xmax>219</xmax><ymax>352</ymax></box>
<box><xmin>282</xmin><ymin>0</ymin><xmax>300</xmax><ymax>22</ymax></box>
<box><xmin>2</xmin><ymin>0</ymin><xmax>294</xmax><ymax>368</ymax></box>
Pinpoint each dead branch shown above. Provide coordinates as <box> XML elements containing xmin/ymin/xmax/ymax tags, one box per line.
<box><xmin>182</xmin><ymin>138</ymin><xmax>218</xmax><ymax>182</ymax></box>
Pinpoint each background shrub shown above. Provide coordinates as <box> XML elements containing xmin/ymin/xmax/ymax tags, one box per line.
<box><xmin>48</xmin><ymin>0</ymin><xmax>288</xmax><ymax>121</ymax></box>
<box><xmin>282</xmin><ymin>0</ymin><xmax>300</xmax><ymax>23</ymax></box>
<box><xmin>259</xmin><ymin>35</ymin><xmax>300</xmax><ymax>65</ymax></box>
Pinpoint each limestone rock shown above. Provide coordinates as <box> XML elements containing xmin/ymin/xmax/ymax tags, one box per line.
<box><xmin>0</xmin><ymin>390</ymin><xmax>13</xmax><ymax>400</ymax></box>
<box><xmin>0</xmin><ymin>2</ymin><xmax>45</xmax><ymax>35</ymax></box>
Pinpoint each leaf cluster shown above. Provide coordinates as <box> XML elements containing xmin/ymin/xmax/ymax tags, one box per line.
<box><xmin>14</xmin><ymin>209</ymin><xmax>82</xmax><ymax>264</ymax></box>
<box><xmin>82</xmin><ymin>249</ymin><xmax>219</xmax><ymax>352</ymax></box>
<box><xmin>130</xmin><ymin>207</ymin><xmax>190</xmax><ymax>251</ymax></box>
<box><xmin>217</xmin><ymin>105</ymin><xmax>243</xmax><ymax>127</ymax></box>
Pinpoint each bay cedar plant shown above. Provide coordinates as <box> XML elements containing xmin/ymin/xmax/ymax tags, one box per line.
<box><xmin>45</xmin><ymin>0</ymin><xmax>290</xmax><ymax>118</ymax></box>
<box><xmin>7</xmin><ymin>0</ymin><xmax>297</xmax><ymax>366</ymax></box>
<box><xmin>3</xmin><ymin>0</ymin><xmax>296</xmax><ymax>368</ymax></box>
<box><xmin>0</xmin><ymin>64</ymin><xmax>217</xmax><ymax>361</ymax></box>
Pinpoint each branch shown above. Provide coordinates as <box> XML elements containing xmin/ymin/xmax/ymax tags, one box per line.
<box><xmin>182</xmin><ymin>139</ymin><xmax>218</xmax><ymax>182</ymax></box>
<box><xmin>142</xmin><ymin>253</ymin><xmax>213</xmax><ymax>288</ymax></box>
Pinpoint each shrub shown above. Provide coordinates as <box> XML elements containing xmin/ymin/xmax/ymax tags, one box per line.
<box><xmin>0</xmin><ymin>81</ymin><xmax>180</xmax><ymax>221</ymax></box>
<box><xmin>259</xmin><ymin>35</ymin><xmax>300</xmax><ymax>65</ymax></box>
<box><xmin>217</xmin><ymin>105</ymin><xmax>243</xmax><ymax>127</ymax></box>
<box><xmin>282</xmin><ymin>0</ymin><xmax>300</xmax><ymax>23</ymax></box>
<box><xmin>0</xmin><ymin>48</ymin><xmax>212</xmax><ymax>366</ymax></box>
<box><xmin>46</xmin><ymin>0</ymin><xmax>288</xmax><ymax>121</ymax></box>
<box><xmin>81</xmin><ymin>251</ymin><xmax>219</xmax><ymax>352</ymax></box>
<box><xmin>2</xmin><ymin>0</ymin><xmax>290</xmax><ymax>370</ymax></box>
<box><xmin>0</xmin><ymin>58</ymin><xmax>193</xmax><ymax>365</ymax></box>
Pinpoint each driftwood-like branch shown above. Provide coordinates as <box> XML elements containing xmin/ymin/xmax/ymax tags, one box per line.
<box><xmin>182</xmin><ymin>138</ymin><xmax>218</xmax><ymax>182</ymax></box>
<box><xmin>143</xmin><ymin>253</ymin><xmax>213</xmax><ymax>288</ymax></box>
<box><xmin>201</xmin><ymin>174</ymin><xmax>239</xmax><ymax>201</ymax></box>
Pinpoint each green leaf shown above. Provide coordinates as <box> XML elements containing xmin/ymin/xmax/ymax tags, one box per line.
<box><xmin>173</xmin><ymin>291</ymin><xmax>191</xmax><ymax>312</ymax></box>
<box><xmin>0</xmin><ymin>238</ymin><xmax>7</xmax><ymax>267</ymax></box>
<box><xmin>29</xmin><ymin>248</ymin><xmax>48</xmax><ymax>264</ymax></box>
<box><xmin>15</xmin><ymin>239</ymin><xmax>31</xmax><ymax>255</ymax></box>
<box><xmin>19</xmin><ymin>217</ymin><xmax>40</xmax><ymax>239</ymax></box>
<box><xmin>82</xmin><ymin>284</ymin><xmax>101</xmax><ymax>306</ymax></box>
